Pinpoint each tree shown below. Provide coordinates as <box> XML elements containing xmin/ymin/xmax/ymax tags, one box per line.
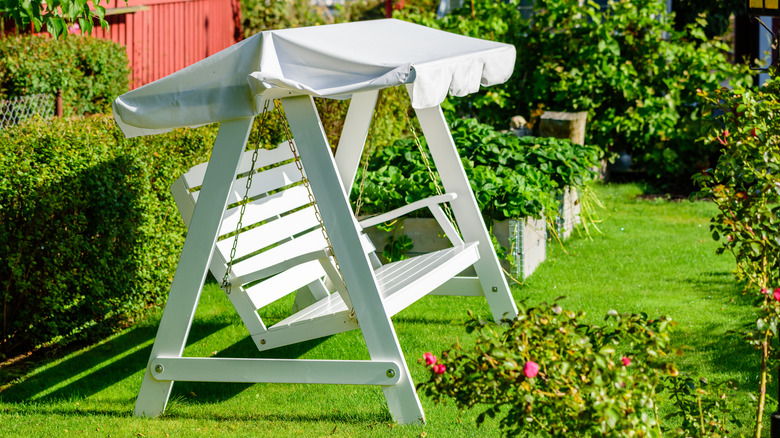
<box><xmin>0</xmin><ymin>0</ymin><xmax>118</xmax><ymax>39</ymax></box>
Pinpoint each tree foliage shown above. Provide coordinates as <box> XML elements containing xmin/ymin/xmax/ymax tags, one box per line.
<box><xmin>0</xmin><ymin>0</ymin><xmax>116</xmax><ymax>39</ymax></box>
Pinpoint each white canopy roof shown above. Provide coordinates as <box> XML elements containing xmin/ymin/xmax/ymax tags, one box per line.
<box><xmin>112</xmin><ymin>19</ymin><xmax>516</xmax><ymax>138</ymax></box>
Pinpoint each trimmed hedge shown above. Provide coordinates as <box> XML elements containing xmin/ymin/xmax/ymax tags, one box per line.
<box><xmin>0</xmin><ymin>35</ymin><xmax>129</xmax><ymax>115</ymax></box>
<box><xmin>0</xmin><ymin>115</ymin><xmax>217</xmax><ymax>358</ymax></box>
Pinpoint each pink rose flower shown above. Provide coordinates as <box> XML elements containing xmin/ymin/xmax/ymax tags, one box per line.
<box><xmin>774</xmin><ymin>288</ymin><xmax>780</xmax><ymax>302</ymax></box>
<box><xmin>523</xmin><ymin>361</ymin><xmax>539</xmax><ymax>378</ymax></box>
<box><xmin>433</xmin><ymin>364</ymin><xmax>446</xmax><ymax>374</ymax></box>
<box><xmin>621</xmin><ymin>357</ymin><xmax>631</xmax><ymax>367</ymax></box>
<box><xmin>761</xmin><ymin>288</ymin><xmax>769</xmax><ymax>294</ymax></box>
<box><xmin>423</xmin><ymin>352</ymin><xmax>437</xmax><ymax>366</ymax></box>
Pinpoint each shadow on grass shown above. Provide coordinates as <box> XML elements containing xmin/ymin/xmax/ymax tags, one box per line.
<box><xmin>163</xmin><ymin>405</ymin><xmax>392</xmax><ymax>424</ymax></box>
<box><xmin>0</xmin><ymin>319</ymin><xmax>228</xmax><ymax>403</ymax></box>
<box><xmin>170</xmin><ymin>334</ymin><xmax>329</xmax><ymax>404</ymax></box>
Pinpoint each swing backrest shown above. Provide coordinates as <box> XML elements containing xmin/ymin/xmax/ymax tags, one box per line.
<box><xmin>171</xmin><ymin>142</ymin><xmax>331</xmax><ymax>313</ymax></box>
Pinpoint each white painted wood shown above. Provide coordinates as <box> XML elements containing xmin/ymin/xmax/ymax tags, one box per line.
<box><xmin>219</xmin><ymin>185</ymin><xmax>311</xmax><ymax>237</ymax></box>
<box><xmin>272</xmin><ymin>290</ymin><xmax>350</xmax><ymax>327</ymax></box>
<box><xmin>182</xmin><ymin>144</ymin><xmax>295</xmax><ymax>190</ymax></box>
<box><xmin>358</xmin><ymin>193</ymin><xmax>457</xmax><ymax>228</ymax></box>
<box><xmin>319</xmin><ymin>256</ymin><xmax>353</xmax><ymax>310</ymax></box>
<box><xmin>429</xmin><ymin>277</ymin><xmax>484</xmax><ymax>297</ymax></box>
<box><xmin>151</xmin><ymin>357</ymin><xmax>400</xmax><ymax>385</ymax></box>
<box><xmin>215</xmin><ymin>207</ymin><xmax>320</xmax><ymax>260</ymax></box>
<box><xmin>246</xmin><ymin>261</ymin><xmax>327</xmax><ymax>310</ymax></box>
<box><xmin>134</xmin><ymin>117</ymin><xmax>254</xmax><ymax>418</ymax></box>
<box><xmin>282</xmin><ymin>95</ymin><xmax>425</xmax><ymax>425</ymax></box>
<box><xmin>335</xmin><ymin>90</ymin><xmax>379</xmax><ymax>193</ymax></box>
<box><xmin>292</xmin><ymin>276</ymin><xmax>331</xmax><ymax>313</ymax></box>
<box><xmin>379</xmin><ymin>244</ymin><xmax>479</xmax><ymax>316</ymax></box>
<box><xmin>410</xmin><ymin>95</ymin><xmax>518</xmax><ymax>322</ymax></box>
<box><xmin>268</xmin><ymin>244</ymin><xmax>478</xmax><ymax>327</ymax></box>
<box><xmin>257</xmin><ymin>310</ymin><xmax>358</xmax><ymax>351</ymax></box>
<box><xmin>428</xmin><ymin>204</ymin><xmax>463</xmax><ymax>246</ymax></box>
<box><xmin>230</xmin><ymin>249</ymin><xmax>330</xmax><ymax>288</ymax></box>
<box><xmin>170</xmin><ymin>176</ymin><xmax>196</xmax><ymax>228</ymax></box>
<box><xmin>230</xmin><ymin>231</ymin><xmax>327</xmax><ymax>281</ymax></box>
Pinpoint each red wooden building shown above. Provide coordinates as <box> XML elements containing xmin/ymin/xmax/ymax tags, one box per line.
<box><xmin>83</xmin><ymin>0</ymin><xmax>241</xmax><ymax>89</ymax></box>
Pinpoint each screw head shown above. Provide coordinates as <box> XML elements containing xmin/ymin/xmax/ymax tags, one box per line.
<box><xmin>386</xmin><ymin>369</ymin><xmax>396</xmax><ymax>378</ymax></box>
<box><xmin>154</xmin><ymin>364</ymin><xmax>164</xmax><ymax>373</ymax></box>
<box><xmin>492</xmin><ymin>286</ymin><xmax>498</xmax><ymax>292</ymax></box>
<box><xmin>260</xmin><ymin>339</ymin><xmax>266</xmax><ymax>345</ymax></box>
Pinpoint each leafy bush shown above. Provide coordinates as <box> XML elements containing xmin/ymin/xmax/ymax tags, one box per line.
<box><xmin>399</xmin><ymin>0</ymin><xmax>751</xmax><ymax>189</ymax></box>
<box><xmin>354</xmin><ymin>117</ymin><xmax>602</xmax><ymax>221</ymax></box>
<box><xmin>694</xmin><ymin>78</ymin><xmax>780</xmax><ymax>435</ymax></box>
<box><xmin>0</xmin><ymin>35</ymin><xmax>129</xmax><ymax>115</ymax></box>
<box><xmin>418</xmin><ymin>301</ymin><xmax>740</xmax><ymax>436</ymax></box>
<box><xmin>0</xmin><ymin>115</ymin><xmax>216</xmax><ymax>358</ymax></box>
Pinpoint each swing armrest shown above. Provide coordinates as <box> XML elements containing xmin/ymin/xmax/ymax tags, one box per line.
<box><xmin>358</xmin><ymin>193</ymin><xmax>463</xmax><ymax>246</ymax></box>
<box><xmin>358</xmin><ymin>193</ymin><xmax>457</xmax><ymax>229</ymax></box>
<box><xmin>230</xmin><ymin>248</ymin><xmax>332</xmax><ymax>287</ymax></box>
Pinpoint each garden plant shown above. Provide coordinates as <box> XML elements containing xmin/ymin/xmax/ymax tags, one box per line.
<box><xmin>695</xmin><ymin>76</ymin><xmax>780</xmax><ymax>437</ymax></box>
<box><xmin>399</xmin><ymin>0</ymin><xmax>751</xmax><ymax>189</ymax></box>
<box><xmin>353</xmin><ymin>115</ymin><xmax>603</xmax><ymax>261</ymax></box>
<box><xmin>418</xmin><ymin>301</ymin><xmax>739</xmax><ymax>437</ymax></box>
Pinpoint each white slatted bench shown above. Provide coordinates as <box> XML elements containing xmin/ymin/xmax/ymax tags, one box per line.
<box><xmin>172</xmin><ymin>142</ymin><xmax>478</xmax><ymax>352</ymax></box>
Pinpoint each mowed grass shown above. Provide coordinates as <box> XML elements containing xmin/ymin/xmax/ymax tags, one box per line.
<box><xmin>0</xmin><ymin>183</ymin><xmax>762</xmax><ymax>436</ymax></box>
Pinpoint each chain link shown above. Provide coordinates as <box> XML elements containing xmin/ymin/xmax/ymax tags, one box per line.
<box><xmin>353</xmin><ymin>92</ymin><xmax>380</xmax><ymax>217</ymax></box>
<box><xmin>221</xmin><ymin>100</ymin><xmax>272</xmax><ymax>294</ymax></box>
<box><xmin>406</xmin><ymin>107</ymin><xmax>460</xmax><ymax>235</ymax></box>
<box><xmin>274</xmin><ymin>99</ymin><xmax>344</xmax><ymax>280</ymax></box>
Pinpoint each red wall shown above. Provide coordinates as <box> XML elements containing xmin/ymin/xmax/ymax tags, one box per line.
<box><xmin>90</xmin><ymin>0</ymin><xmax>241</xmax><ymax>89</ymax></box>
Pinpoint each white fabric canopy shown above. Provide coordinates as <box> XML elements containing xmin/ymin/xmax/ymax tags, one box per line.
<box><xmin>113</xmin><ymin>19</ymin><xmax>516</xmax><ymax>138</ymax></box>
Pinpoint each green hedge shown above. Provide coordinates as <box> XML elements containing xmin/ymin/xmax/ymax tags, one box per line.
<box><xmin>0</xmin><ymin>35</ymin><xmax>129</xmax><ymax>115</ymax></box>
<box><xmin>0</xmin><ymin>115</ymin><xmax>217</xmax><ymax>358</ymax></box>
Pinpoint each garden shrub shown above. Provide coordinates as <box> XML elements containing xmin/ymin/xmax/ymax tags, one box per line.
<box><xmin>0</xmin><ymin>34</ymin><xmax>129</xmax><ymax>115</ymax></box>
<box><xmin>418</xmin><ymin>300</ymin><xmax>740</xmax><ymax>436</ymax></box>
<box><xmin>0</xmin><ymin>115</ymin><xmax>216</xmax><ymax>358</ymax></box>
<box><xmin>398</xmin><ymin>0</ymin><xmax>751</xmax><ymax>190</ymax></box>
<box><xmin>353</xmin><ymin>117</ymin><xmax>602</xmax><ymax>222</ymax></box>
<box><xmin>694</xmin><ymin>77</ymin><xmax>780</xmax><ymax>436</ymax></box>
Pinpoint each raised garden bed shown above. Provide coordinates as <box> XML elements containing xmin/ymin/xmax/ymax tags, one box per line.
<box><xmin>555</xmin><ymin>186</ymin><xmax>581</xmax><ymax>241</ymax></box>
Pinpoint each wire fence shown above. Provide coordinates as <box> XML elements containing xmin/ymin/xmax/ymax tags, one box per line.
<box><xmin>0</xmin><ymin>93</ymin><xmax>57</xmax><ymax>130</ymax></box>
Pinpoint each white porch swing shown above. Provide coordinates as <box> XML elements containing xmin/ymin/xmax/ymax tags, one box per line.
<box><xmin>113</xmin><ymin>19</ymin><xmax>519</xmax><ymax>425</ymax></box>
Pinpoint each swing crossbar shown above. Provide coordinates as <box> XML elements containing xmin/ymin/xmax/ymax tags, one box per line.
<box><xmin>150</xmin><ymin>357</ymin><xmax>401</xmax><ymax>385</ymax></box>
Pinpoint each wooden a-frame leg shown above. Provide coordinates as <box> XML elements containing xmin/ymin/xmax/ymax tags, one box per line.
<box><xmin>281</xmin><ymin>96</ymin><xmax>425</xmax><ymax>425</ymax></box>
<box><xmin>134</xmin><ymin>118</ymin><xmax>254</xmax><ymax>417</ymax></box>
<box><xmin>411</xmin><ymin>100</ymin><xmax>519</xmax><ymax>322</ymax></box>
<box><xmin>334</xmin><ymin>89</ymin><xmax>379</xmax><ymax>193</ymax></box>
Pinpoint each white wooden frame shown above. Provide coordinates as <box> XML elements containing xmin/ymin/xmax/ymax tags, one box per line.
<box><xmin>134</xmin><ymin>90</ymin><xmax>518</xmax><ymax>425</ymax></box>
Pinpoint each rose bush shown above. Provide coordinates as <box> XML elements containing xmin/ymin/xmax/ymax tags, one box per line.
<box><xmin>418</xmin><ymin>300</ymin><xmax>740</xmax><ymax>436</ymax></box>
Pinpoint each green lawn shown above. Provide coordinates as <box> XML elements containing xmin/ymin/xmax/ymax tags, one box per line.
<box><xmin>0</xmin><ymin>183</ymin><xmax>762</xmax><ymax>436</ymax></box>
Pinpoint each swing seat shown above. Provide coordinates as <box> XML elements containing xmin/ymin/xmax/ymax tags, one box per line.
<box><xmin>172</xmin><ymin>141</ymin><xmax>479</xmax><ymax>352</ymax></box>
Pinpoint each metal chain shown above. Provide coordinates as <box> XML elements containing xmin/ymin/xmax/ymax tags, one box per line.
<box><xmin>405</xmin><ymin>105</ymin><xmax>460</xmax><ymax>235</ymax></box>
<box><xmin>221</xmin><ymin>99</ymin><xmax>272</xmax><ymax>294</ymax></box>
<box><xmin>353</xmin><ymin>92</ymin><xmax>380</xmax><ymax>217</ymax></box>
<box><xmin>273</xmin><ymin>99</ymin><xmax>343</xmax><ymax>279</ymax></box>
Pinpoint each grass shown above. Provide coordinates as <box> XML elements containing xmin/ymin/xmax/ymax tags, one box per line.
<box><xmin>0</xmin><ymin>183</ymin><xmax>764</xmax><ymax>436</ymax></box>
